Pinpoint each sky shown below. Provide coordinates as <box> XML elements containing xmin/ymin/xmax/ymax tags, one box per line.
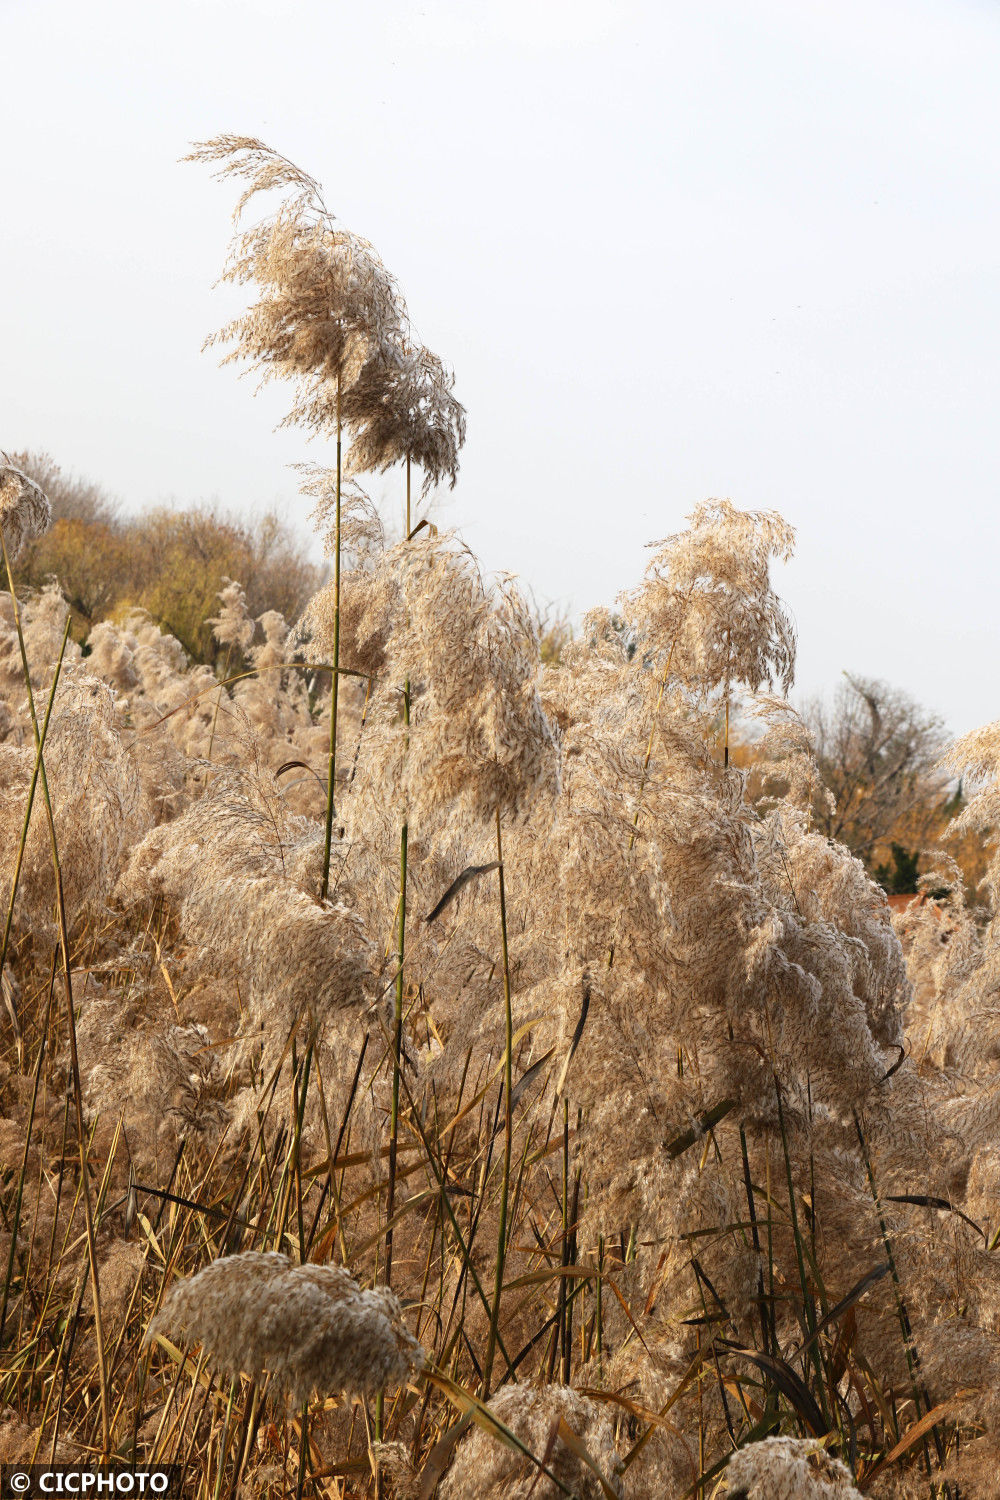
<box><xmin>3</xmin><ymin>0</ymin><xmax>999</xmax><ymax>734</ymax></box>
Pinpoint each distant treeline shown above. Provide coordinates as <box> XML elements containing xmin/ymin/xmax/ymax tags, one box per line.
<box><xmin>9</xmin><ymin>451</ymin><xmax>323</xmax><ymax>667</ymax></box>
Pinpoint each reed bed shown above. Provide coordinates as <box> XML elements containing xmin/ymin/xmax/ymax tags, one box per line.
<box><xmin>0</xmin><ymin>140</ymin><xmax>998</xmax><ymax>1499</ymax></box>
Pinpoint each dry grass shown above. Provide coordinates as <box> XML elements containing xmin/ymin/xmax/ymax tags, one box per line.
<box><xmin>0</xmin><ymin>142</ymin><xmax>998</xmax><ymax>1500</ymax></box>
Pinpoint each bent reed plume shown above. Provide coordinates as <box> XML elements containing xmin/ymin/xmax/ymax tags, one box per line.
<box><xmin>0</xmin><ymin>138</ymin><xmax>998</xmax><ymax>1500</ymax></box>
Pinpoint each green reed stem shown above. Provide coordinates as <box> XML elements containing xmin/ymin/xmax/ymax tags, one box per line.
<box><xmin>559</xmin><ymin>1097</ymin><xmax>571</xmax><ymax>1383</ymax></box>
<box><xmin>2</xmin><ymin>535</ymin><xmax>111</xmax><ymax>1455</ymax></box>
<box><xmin>483</xmin><ymin>806</ymin><xmax>513</xmax><ymax>1398</ymax></box>
<box><xmin>0</xmin><ymin>971</ymin><xmax>56</xmax><ymax>1351</ymax></box>
<box><xmin>739</xmin><ymin>1123</ymin><xmax>774</xmax><ymax>1366</ymax></box>
<box><xmin>385</xmin><ymin>809</ymin><xmax>408</xmax><ymax>1289</ymax></box>
<box><xmin>380</xmin><ymin>455</ymin><xmax>414</xmax><ymax>1454</ymax></box>
<box><xmin>0</xmin><ymin>615</ymin><xmax>70</xmax><ymax>1059</ymax></box>
<box><xmin>596</xmin><ymin>1235</ymin><xmax>604</xmax><ymax>1372</ymax></box>
<box><xmin>321</xmin><ymin>368</ymin><xmax>342</xmax><ymax>902</ymax></box>
<box><xmin>773</xmin><ymin>1070</ymin><xmax>830</xmax><ymax>1431</ymax></box>
<box><xmin>386</xmin><ymin>459</ymin><xmax>413</xmax><ymax>1289</ymax></box>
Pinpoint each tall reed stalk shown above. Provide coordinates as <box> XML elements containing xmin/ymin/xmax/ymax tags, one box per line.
<box><xmin>0</xmin><ymin>615</ymin><xmax>70</xmax><ymax>1064</ymax></box>
<box><xmin>482</xmin><ymin>806</ymin><xmax>513</xmax><ymax>1399</ymax></box>
<box><xmin>379</xmin><ymin>457</ymin><xmax>413</xmax><ymax>1473</ymax></box>
<box><xmin>320</xmin><ymin>371</ymin><xmax>343</xmax><ymax>902</ymax></box>
<box><xmin>1</xmin><ymin>535</ymin><xmax>110</xmax><ymax>1455</ymax></box>
<box><xmin>386</xmin><ymin>455</ymin><xmax>413</xmax><ymax>1290</ymax></box>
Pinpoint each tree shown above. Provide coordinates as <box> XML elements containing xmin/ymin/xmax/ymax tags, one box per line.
<box><xmin>7</xmin><ymin>449</ymin><xmax>119</xmax><ymax>527</ymax></box>
<box><xmin>8</xmin><ymin>451</ymin><xmax>323</xmax><ymax>665</ymax></box>
<box><xmin>125</xmin><ymin>506</ymin><xmax>322</xmax><ymax>664</ymax></box>
<box><xmin>873</xmin><ymin>842</ymin><xmax>921</xmax><ymax>895</ymax></box>
<box><xmin>803</xmin><ymin>673</ymin><xmax>950</xmax><ymax>869</ymax></box>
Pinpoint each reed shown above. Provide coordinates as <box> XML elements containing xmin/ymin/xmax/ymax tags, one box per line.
<box><xmin>0</xmin><ymin>152</ymin><xmax>996</xmax><ymax>1500</ymax></box>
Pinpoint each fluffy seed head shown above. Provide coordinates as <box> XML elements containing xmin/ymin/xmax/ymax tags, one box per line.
<box><xmin>439</xmin><ymin>1384</ymin><xmax>623</xmax><ymax>1500</ymax></box>
<box><xmin>0</xmin><ymin>461</ymin><xmax>52</xmax><ymax>562</ymax></box>
<box><xmin>625</xmin><ymin>498</ymin><xmax>796</xmax><ymax>697</ymax></box>
<box><xmin>341</xmin><ymin>339</ymin><xmax>466</xmax><ymax>494</ymax></box>
<box><xmin>726</xmin><ymin>1436</ymin><xmax>863</xmax><ymax>1498</ymax></box>
<box><xmin>188</xmin><ymin>136</ymin><xmax>405</xmax><ymax>423</ymax></box>
<box><xmin>209</xmin><ymin>577</ymin><xmax>255</xmax><ymax>652</ymax></box>
<box><xmin>147</xmin><ymin>1252</ymin><xmax>424</xmax><ymax>1405</ymax></box>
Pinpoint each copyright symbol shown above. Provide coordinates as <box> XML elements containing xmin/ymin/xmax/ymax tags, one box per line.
<box><xmin>9</xmin><ymin>1475</ymin><xmax>31</xmax><ymax>1495</ymax></box>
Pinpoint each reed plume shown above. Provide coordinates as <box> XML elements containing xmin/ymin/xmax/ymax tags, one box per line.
<box><xmin>0</xmin><ymin>488</ymin><xmax>994</xmax><ymax>1493</ymax></box>
<box><xmin>148</xmin><ymin>1253</ymin><xmax>424</xmax><ymax>1404</ymax></box>
<box><xmin>188</xmin><ymin>135</ymin><xmax>464</xmax><ymax>916</ymax></box>
<box><xmin>186</xmin><ymin>136</ymin><xmax>404</xmax><ymax>412</ymax></box>
<box><xmin>0</xmin><ymin>460</ymin><xmax>52</xmax><ymax>562</ymax></box>
<box><xmin>340</xmin><ymin>339</ymin><xmax>465</xmax><ymax>497</ymax></box>
<box><xmin>726</xmin><ymin>1437</ymin><xmax>864</xmax><ymax>1498</ymax></box>
<box><xmin>439</xmin><ymin>1385</ymin><xmax>623</xmax><ymax>1500</ymax></box>
<box><xmin>2</xmin><ymin>140</ymin><xmax>998</xmax><ymax>1499</ymax></box>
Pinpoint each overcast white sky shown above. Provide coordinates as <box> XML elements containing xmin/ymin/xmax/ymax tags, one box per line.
<box><xmin>3</xmin><ymin>0</ymin><xmax>998</xmax><ymax>733</ymax></box>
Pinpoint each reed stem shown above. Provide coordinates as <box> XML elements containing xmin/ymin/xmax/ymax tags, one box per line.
<box><xmin>379</xmin><ymin>454</ymin><xmax>414</xmax><ymax>1460</ymax></box>
<box><xmin>386</xmin><ymin>455</ymin><xmax>413</xmax><ymax>1289</ymax></box>
<box><xmin>0</xmin><ymin>615</ymin><xmax>71</xmax><ymax>1063</ymax></box>
<box><xmin>320</xmin><ymin>369</ymin><xmax>342</xmax><ymax>901</ymax></box>
<box><xmin>385</xmin><ymin>812</ymin><xmax>408</xmax><ymax>1289</ymax></box>
<box><xmin>482</xmin><ymin>806</ymin><xmax>513</xmax><ymax>1398</ymax></box>
<box><xmin>1</xmin><ymin>535</ymin><xmax>110</xmax><ymax>1454</ymax></box>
